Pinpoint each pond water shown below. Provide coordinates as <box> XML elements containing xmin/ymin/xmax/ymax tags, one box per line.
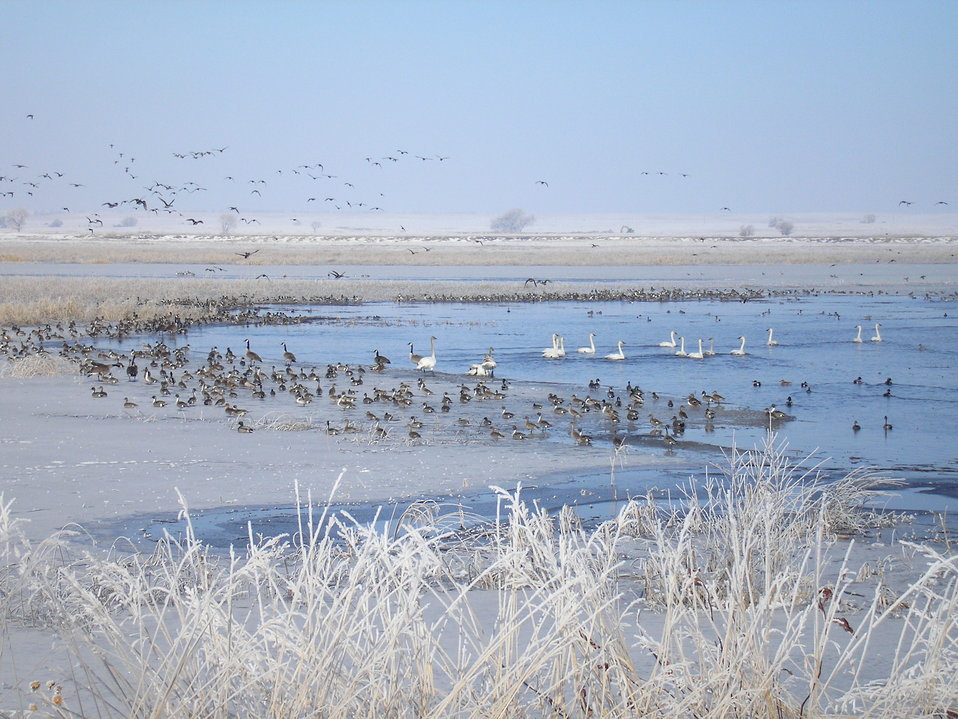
<box><xmin>181</xmin><ymin>292</ymin><xmax>958</xmax><ymax>495</ymax></box>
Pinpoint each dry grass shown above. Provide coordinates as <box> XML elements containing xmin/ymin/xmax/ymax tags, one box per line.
<box><xmin>0</xmin><ymin>353</ymin><xmax>79</xmax><ymax>378</ymax></box>
<box><xmin>0</xmin><ymin>443</ymin><xmax>955</xmax><ymax>717</ymax></box>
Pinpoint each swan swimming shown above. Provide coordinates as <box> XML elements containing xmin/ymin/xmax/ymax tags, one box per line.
<box><xmin>658</xmin><ymin>330</ymin><xmax>677</xmax><ymax>348</ymax></box>
<box><xmin>687</xmin><ymin>338</ymin><xmax>705</xmax><ymax>360</ymax></box>
<box><xmin>674</xmin><ymin>336</ymin><xmax>688</xmax><ymax>357</ymax></box>
<box><xmin>543</xmin><ymin>333</ymin><xmax>565</xmax><ymax>359</ymax></box>
<box><xmin>604</xmin><ymin>340</ymin><xmax>626</xmax><ymax>361</ymax></box>
<box><xmin>730</xmin><ymin>336</ymin><xmax>747</xmax><ymax>356</ymax></box>
<box><xmin>577</xmin><ymin>333</ymin><xmax>596</xmax><ymax>354</ymax></box>
<box><xmin>705</xmin><ymin>338</ymin><xmax>716</xmax><ymax>356</ymax></box>
<box><xmin>766</xmin><ymin>327</ymin><xmax>779</xmax><ymax>346</ymax></box>
<box><xmin>853</xmin><ymin>325</ymin><xmax>863</xmax><ymax>343</ymax></box>
<box><xmin>871</xmin><ymin>323</ymin><xmax>882</xmax><ymax>342</ymax></box>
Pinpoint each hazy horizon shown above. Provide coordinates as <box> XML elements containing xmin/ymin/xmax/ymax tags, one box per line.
<box><xmin>2</xmin><ymin>1</ymin><xmax>956</xmax><ymax>222</ymax></box>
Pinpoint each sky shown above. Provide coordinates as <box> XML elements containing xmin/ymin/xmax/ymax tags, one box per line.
<box><xmin>2</xmin><ymin>0</ymin><xmax>956</xmax><ymax>221</ymax></box>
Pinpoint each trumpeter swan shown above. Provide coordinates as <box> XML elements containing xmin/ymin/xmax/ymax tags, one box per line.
<box><xmin>766</xmin><ymin>328</ymin><xmax>779</xmax><ymax>346</ymax></box>
<box><xmin>730</xmin><ymin>336</ymin><xmax>747</xmax><ymax>356</ymax></box>
<box><xmin>871</xmin><ymin>323</ymin><xmax>882</xmax><ymax>342</ymax></box>
<box><xmin>674</xmin><ymin>336</ymin><xmax>688</xmax><ymax>357</ymax></box>
<box><xmin>480</xmin><ymin>348</ymin><xmax>496</xmax><ymax>375</ymax></box>
<box><xmin>416</xmin><ymin>336</ymin><xmax>437</xmax><ymax>372</ymax></box>
<box><xmin>853</xmin><ymin>325</ymin><xmax>863</xmax><ymax>343</ymax></box>
<box><xmin>604</xmin><ymin>341</ymin><xmax>626</xmax><ymax>360</ymax></box>
<box><xmin>705</xmin><ymin>338</ymin><xmax>716</xmax><ymax>356</ymax></box>
<box><xmin>659</xmin><ymin>330</ymin><xmax>677</xmax><ymax>348</ymax></box>
<box><xmin>577</xmin><ymin>333</ymin><xmax>597</xmax><ymax>354</ymax></box>
<box><xmin>688</xmin><ymin>338</ymin><xmax>705</xmax><ymax>360</ymax></box>
<box><xmin>542</xmin><ymin>333</ymin><xmax>561</xmax><ymax>359</ymax></box>
<box><xmin>556</xmin><ymin>335</ymin><xmax>566</xmax><ymax>357</ymax></box>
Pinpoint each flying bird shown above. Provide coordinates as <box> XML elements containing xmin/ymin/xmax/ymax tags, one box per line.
<box><xmin>235</xmin><ymin>249</ymin><xmax>260</xmax><ymax>259</ymax></box>
<box><xmin>535</xmin><ymin>180</ymin><xmax>549</xmax><ymax>187</ymax></box>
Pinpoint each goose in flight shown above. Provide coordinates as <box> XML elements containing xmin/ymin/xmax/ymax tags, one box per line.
<box><xmin>236</xmin><ymin>249</ymin><xmax>260</xmax><ymax>259</ymax></box>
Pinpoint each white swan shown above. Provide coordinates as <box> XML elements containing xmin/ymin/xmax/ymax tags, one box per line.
<box><xmin>730</xmin><ymin>336</ymin><xmax>747</xmax><ymax>356</ymax></box>
<box><xmin>705</xmin><ymin>337</ymin><xmax>716</xmax><ymax>356</ymax></box>
<box><xmin>852</xmin><ymin>325</ymin><xmax>863</xmax><ymax>343</ymax></box>
<box><xmin>766</xmin><ymin>327</ymin><xmax>779</xmax><ymax>346</ymax></box>
<box><xmin>659</xmin><ymin>330</ymin><xmax>677</xmax><ymax>348</ymax></box>
<box><xmin>674</xmin><ymin>336</ymin><xmax>688</xmax><ymax>357</ymax></box>
<box><xmin>688</xmin><ymin>338</ymin><xmax>705</xmax><ymax>360</ymax></box>
<box><xmin>416</xmin><ymin>336</ymin><xmax>437</xmax><ymax>372</ymax></box>
<box><xmin>577</xmin><ymin>333</ymin><xmax>596</xmax><ymax>354</ymax></box>
<box><xmin>556</xmin><ymin>335</ymin><xmax>566</xmax><ymax>357</ymax></box>
<box><xmin>543</xmin><ymin>333</ymin><xmax>563</xmax><ymax>359</ymax></box>
<box><xmin>871</xmin><ymin>323</ymin><xmax>882</xmax><ymax>342</ymax></box>
<box><xmin>480</xmin><ymin>347</ymin><xmax>496</xmax><ymax>375</ymax></box>
<box><xmin>604</xmin><ymin>340</ymin><xmax>626</xmax><ymax>361</ymax></box>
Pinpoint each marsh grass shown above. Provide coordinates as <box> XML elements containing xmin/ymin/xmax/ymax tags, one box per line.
<box><xmin>0</xmin><ymin>352</ymin><xmax>79</xmax><ymax>377</ymax></box>
<box><xmin>0</xmin><ymin>440</ymin><xmax>955</xmax><ymax>717</ymax></box>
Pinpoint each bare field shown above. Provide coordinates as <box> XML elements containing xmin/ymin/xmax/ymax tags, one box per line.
<box><xmin>1</xmin><ymin>231</ymin><xmax>958</xmax><ymax>267</ymax></box>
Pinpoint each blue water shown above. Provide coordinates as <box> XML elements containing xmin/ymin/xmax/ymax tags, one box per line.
<box><xmin>183</xmin><ymin>293</ymin><xmax>958</xmax><ymax>483</ymax></box>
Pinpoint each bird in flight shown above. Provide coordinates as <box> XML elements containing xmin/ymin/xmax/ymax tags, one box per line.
<box><xmin>721</xmin><ymin>207</ymin><xmax>731</xmax><ymax>212</ymax></box>
<box><xmin>328</xmin><ymin>270</ymin><xmax>346</xmax><ymax>279</ymax></box>
<box><xmin>235</xmin><ymin>249</ymin><xmax>260</xmax><ymax>259</ymax></box>
<box><xmin>186</xmin><ymin>218</ymin><xmax>203</xmax><ymax>225</ymax></box>
<box><xmin>535</xmin><ymin>180</ymin><xmax>549</xmax><ymax>187</ymax></box>
<box><xmin>898</xmin><ymin>200</ymin><xmax>912</xmax><ymax>206</ymax></box>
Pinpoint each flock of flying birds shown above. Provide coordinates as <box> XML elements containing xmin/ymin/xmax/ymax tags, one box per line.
<box><xmin>2</xmin><ymin>113</ymin><xmax>952</xmax><ymax>229</ymax></box>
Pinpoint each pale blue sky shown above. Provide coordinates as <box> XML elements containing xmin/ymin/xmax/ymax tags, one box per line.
<box><xmin>2</xmin><ymin>0</ymin><xmax>956</xmax><ymax>217</ymax></box>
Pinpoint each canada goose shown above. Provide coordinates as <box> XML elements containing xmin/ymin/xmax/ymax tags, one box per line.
<box><xmin>244</xmin><ymin>339</ymin><xmax>262</xmax><ymax>364</ymax></box>
<box><xmin>282</xmin><ymin>343</ymin><xmax>297</xmax><ymax>364</ymax></box>
<box><xmin>408</xmin><ymin>342</ymin><xmax>422</xmax><ymax>367</ymax></box>
<box><xmin>373</xmin><ymin>349</ymin><xmax>390</xmax><ymax>367</ymax></box>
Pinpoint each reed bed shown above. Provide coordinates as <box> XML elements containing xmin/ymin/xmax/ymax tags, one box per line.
<box><xmin>0</xmin><ymin>441</ymin><xmax>955</xmax><ymax>717</ymax></box>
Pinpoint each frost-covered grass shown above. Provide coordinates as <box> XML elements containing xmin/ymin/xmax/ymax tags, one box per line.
<box><xmin>0</xmin><ymin>441</ymin><xmax>955</xmax><ymax>718</ymax></box>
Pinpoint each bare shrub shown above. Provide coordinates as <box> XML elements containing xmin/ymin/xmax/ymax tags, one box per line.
<box><xmin>116</xmin><ymin>216</ymin><xmax>137</xmax><ymax>228</ymax></box>
<box><xmin>739</xmin><ymin>224</ymin><xmax>755</xmax><ymax>237</ymax></box>
<box><xmin>861</xmin><ymin>214</ymin><xmax>876</xmax><ymax>224</ymax></box>
<box><xmin>4</xmin><ymin>207</ymin><xmax>28</xmax><ymax>231</ymax></box>
<box><xmin>491</xmin><ymin>208</ymin><xmax>534</xmax><ymax>233</ymax></box>
<box><xmin>48</xmin><ymin>218</ymin><xmax>64</xmax><ymax>228</ymax></box>
<box><xmin>220</xmin><ymin>213</ymin><xmax>237</xmax><ymax>234</ymax></box>
<box><xmin>777</xmin><ymin>219</ymin><xmax>794</xmax><ymax>236</ymax></box>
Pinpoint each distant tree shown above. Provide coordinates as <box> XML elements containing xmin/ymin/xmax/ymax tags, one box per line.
<box><xmin>311</xmin><ymin>220</ymin><xmax>322</xmax><ymax>233</ymax></box>
<box><xmin>117</xmin><ymin>216</ymin><xmax>137</xmax><ymax>228</ymax></box>
<box><xmin>220</xmin><ymin>213</ymin><xmax>237</xmax><ymax>234</ymax></box>
<box><xmin>768</xmin><ymin>216</ymin><xmax>781</xmax><ymax>229</ymax></box>
<box><xmin>4</xmin><ymin>207</ymin><xmax>28</xmax><ymax>231</ymax></box>
<box><xmin>48</xmin><ymin>218</ymin><xmax>63</xmax><ymax>228</ymax></box>
<box><xmin>776</xmin><ymin>220</ymin><xmax>794</xmax><ymax>236</ymax></box>
<box><xmin>491</xmin><ymin>208</ymin><xmax>535</xmax><ymax>233</ymax></box>
<box><xmin>739</xmin><ymin>224</ymin><xmax>755</xmax><ymax>238</ymax></box>
<box><xmin>861</xmin><ymin>213</ymin><xmax>876</xmax><ymax>224</ymax></box>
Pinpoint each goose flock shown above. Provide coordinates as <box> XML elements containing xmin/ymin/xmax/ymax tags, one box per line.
<box><xmin>0</xmin><ymin>313</ymin><xmax>899</xmax><ymax>449</ymax></box>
